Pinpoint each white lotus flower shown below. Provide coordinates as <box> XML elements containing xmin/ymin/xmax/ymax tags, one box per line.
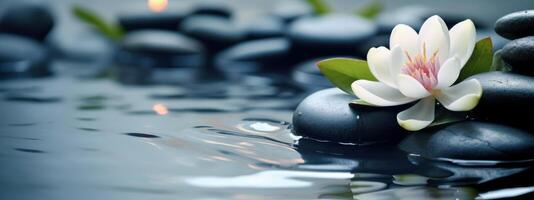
<box><xmin>351</xmin><ymin>15</ymin><xmax>482</xmax><ymax>131</ymax></box>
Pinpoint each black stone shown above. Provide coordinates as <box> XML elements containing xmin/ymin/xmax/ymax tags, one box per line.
<box><xmin>0</xmin><ymin>33</ymin><xmax>49</xmax><ymax>78</ymax></box>
<box><xmin>400</xmin><ymin>121</ymin><xmax>534</xmax><ymax>161</ymax></box>
<box><xmin>500</xmin><ymin>36</ymin><xmax>534</xmax><ymax>74</ymax></box>
<box><xmin>356</xmin><ymin>34</ymin><xmax>389</xmax><ymax>58</ymax></box>
<box><xmin>288</xmin><ymin>14</ymin><xmax>377</xmax><ymax>58</ymax></box>
<box><xmin>189</xmin><ymin>1</ymin><xmax>232</xmax><ymax>19</ymax></box>
<box><xmin>495</xmin><ymin>10</ymin><xmax>534</xmax><ymax>40</ymax></box>
<box><xmin>119</xmin><ymin>30</ymin><xmax>202</xmax><ymax>55</ymax></box>
<box><xmin>376</xmin><ymin>6</ymin><xmax>427</xmax><ymax>34</ymax></box>
<box><xmin>291</xmin><ymin>58</ymin><xmax>333</xmax><ymax>91</ymax></box>
<box><xmin>470</xmin><ymin>72</ymin><xmax>534</xmax><ymax>130</ymax></box>
<box><xmin>215</xmin><ymin>38</ymin><xmax>292</xmax><ymax>73</ymax></box>
<box><xmin>270</xmin><ymin>1</ymin><xmax>312</xmax><ymax>23</ymax></box>
<box><xmin>243</xmin><ymin>16</ymin><xmax>285</xmax><ymax>40</ymax></box>
<box><xmin>292</xmin><ymin>88</ymin><xmax>409</xmax><ymax>144</ymax></box>
<box><xmin>295</xmin><ymin>138</ymin><xmax>416</xmax><ymax>174</ymax></box>
<box><xmin>118</xmin><ymin>13</ymin><xmax>186</xmax><ymax>32</ymax></box>
<box><xmin>115</xmin><ymin>30</ymin><xmax>204</xmax><ymax>84</ymax></box>
<box><xmin>0</xmin><ymin>2</ymin><xmax>54</xmax><ymax>41</ymax></box>
<box><xmin>180</xmin><ymin>15</ymin><xmax>244</xmax><ymax>48</ymax></box>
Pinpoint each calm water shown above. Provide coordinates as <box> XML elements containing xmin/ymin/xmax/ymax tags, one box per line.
<box><xmin>0</xmin><ymin>76</ymin><xmax>532</xmax><ymax>200</ymax></box>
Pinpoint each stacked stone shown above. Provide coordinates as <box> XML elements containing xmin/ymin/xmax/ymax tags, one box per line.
<box><xmin>292</xmin><ymin>10</ymin><xmax>534</xmax><ymax>162</ymax></box>
<box><xmin>495</xmin><ymin>10</ymin><xmax>534</xmax><ymax>76</ymax></box>
<box><xmin>0</xmin><ymin>2</ymin><xmax>54</xmax><ymax>78</ymax></box>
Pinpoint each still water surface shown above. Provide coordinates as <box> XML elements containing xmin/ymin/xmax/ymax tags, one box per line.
<box><xmin>0</xmin><ymin>77</ymin><xmax>532</xmax><ymax>199</ymax></box>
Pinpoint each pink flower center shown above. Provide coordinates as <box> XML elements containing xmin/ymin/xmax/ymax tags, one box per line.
<box><xmin>402</xmin><ymin>44</ymin><xmax>440</xmax><ymax>91</ymax></box>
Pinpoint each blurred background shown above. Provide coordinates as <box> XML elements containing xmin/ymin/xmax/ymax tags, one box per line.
<box><xmin>1</xmin><ymin>1</ymin><xmax>534</xmax><ymax>199</ymax></box>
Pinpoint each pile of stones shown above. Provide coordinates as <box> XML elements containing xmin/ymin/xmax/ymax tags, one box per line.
<box><xmin>292</xmin><ymin>10</ymin><xmax>534</xmax><ymax>162</ymax></box>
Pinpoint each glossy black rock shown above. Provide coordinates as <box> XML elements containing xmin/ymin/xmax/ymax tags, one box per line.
<box><xmin>291</xmin><ymin>58</ymin><xmax>333</xmax><ymax>91</ymax></box>
<box><xmin>216</xmin><ymin>38</ymin><xmax>291</xmax><ymax>73</ymax></box>
<box><xmin>180</xmin><ymin>15</ymin><xmax>244</xmax><ymax>48</ymax></box>
<box><xmin>292</xmin><ymin>88</ymin><xmax>408</xmax><ymax>144</ymax></box>
<box><xmin>470</xmin><ymin>72</ymin><xmax>534</xmax><ymax>129</ymax></box>
<box><xmin>0</xmin><ymin>2</ymin><xmax>54</xmax><ymax>41</ymax></box>
<box><xmin>0</xmin><ymin>34</ymin><xmax>49</xmax><ymax>78</ymax></box>
<box><xmin>288</xmin><ymin>14</ymin><xmax>377</xmax><ymax>57</ymax></box>
<box><xmin>243</xmin><ymin>16</ymin><xmax>285</xmax><ymax>40</ymax></box>
<box><xmin>400</xmin><ymin>121</ymin><xmax>534</xmax><ymax>161</ymax></box>
<box><xmin>495</xmin><ymin>10</ymin><xmax>534</xmax><ymax>40</ymax></box>
<box><xmin>500</xmin><ymin>36</ymin><xmax>534</xmax><ymax>74</ymax></box>
<box><xmin>118</xmin><ymin>13</ymin><xmax>186</xmax><ymax>32</ymax></box>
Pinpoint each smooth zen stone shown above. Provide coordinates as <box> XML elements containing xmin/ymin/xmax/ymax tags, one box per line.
<box><xmin>180</xmin><ymin>15</ymin><xmax>244</xmax><ymax>48</ymax></box>
<box><xmin>295</xmin><ymin>138</ymin><xmax>415</xmax><ymax>173</ymax></box>
<box><xmin>215</xmin><ymin>38</ymin><xmax>292</xmax><ymax>73</ymax></box>
<box><xmin>400</xmin><ymin>122</ymin><xmax>534</xmax><ymax>161</ymax></box>
<box><xmin>470</xmin><ymin>72</ymin><xmax>534</xmax><ymax>129</ymax></box>
<box><xmin>120</xmin><ymin>30</ymin><xmax>202</xmax><ymax>55</ymax></box>
<box><xmin>292</xmin><ymin>88</ymin><xmax>409</xmax><ymax>144</ymax></box>
<box><xmin>288</xmin><ymin>14</ymin><xmax>377</xmax><ymax>57</ymax></box>
<box><xmin>118</xmin><ymin>13</ymin><xmax>185</xmax><ymax>32</ymax></box>
<box><xmin>0</xmin><ymin>34</ymin><xmax>49</xmax><ymax>78</ymax></box>
<box><xmin>291</xmin><ymin>58</ymin><xmax>333</xmax><ymax>91</ymax></box>
<box><xmin>356</xmin><ymin>34</ymin><xmax>389</xmax><ymax>58</ymax></box>
<box><xmin>500</xmin><ymin>36</ymin><xmax>534</xmax><ymax>73</ymax></box>
<box><xmin>0</xmin><ymin>2</ymin><xmax>54</xmax><ymax>41</ymax></box>
<box><xmin>189</xmin><ymin>1</ymin><xmax>232</xmax><ymax>19</ymax></box>
<box><xmin>243</xmin><ymin>16</ymin><xmax>284</xmax><ymax>40</ymax></box>
<box><xmin>116</xmin><ymin>30</ymin><xmax>204</xmax><ymax>84</ymax></box>
<box><xmin>376</xmin><ymin>6</ymin><xmax>427</xmax><ymax>34</ymax></box>
<box><xmin>270</xmin><ymin>1</ymin><xmax>312</xmax><ymax>23</ymax></box>
<box><xmin>495</xmin><ymin>10</ymin><xmax>534</xmax><ymax>40</ymax></box>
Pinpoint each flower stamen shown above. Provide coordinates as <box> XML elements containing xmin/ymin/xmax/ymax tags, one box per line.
<box><xmin>402</xmin><ymin>43</ymin><xmax>440</xmax><ymax>92</ymax></box>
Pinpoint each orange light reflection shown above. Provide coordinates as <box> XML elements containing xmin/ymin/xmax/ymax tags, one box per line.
<box><xmin>147</xmin><ymin>0</ymin><xmax>168</xmax><ymax>13</ymax></box>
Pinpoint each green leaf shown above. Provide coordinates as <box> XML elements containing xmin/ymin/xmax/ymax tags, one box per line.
<box><xmin>490</xmin><ymin>49</ymin><xmax>512</xmax><ymax>72</ymax></box>
<box><xmin>317</xmin><ymin>58</ymin><xmax>377</xmax><ymax>95</ymax></box>
<box><xmin>356</xmin><ymin>1</ymin><xmax>383</xmax><ymax>19</ymax></box>
<box><xmin>306</xmin><ymin>0</ymin><xmax>331</xmax><ymax>15</ymax></box>
<box><xmin>72</xmin><ymin>5</ymin><xmax>124</xmax><ymax>41</ymax></box>
<box><xmin>456</xmin><ymin>37</ymin><xmax>493</xmax><ymax>82</ymax></box>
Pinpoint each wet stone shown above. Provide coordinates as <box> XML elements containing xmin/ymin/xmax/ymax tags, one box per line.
<box><xmin>470</xmin><ymin>72</ymin><xmax>534</xmax><ymax>130</ymax></box>
<box><xmin>376</xmin><ymin>6</ymin><xmax>427</xmax><ymax>34</ymax></box>
<box><xmin>495</xmin><ymin>10</ymin><xmax>534</xmax><ymax>40</ymax></box>
<box><xmin>292</xmin><ymin>88</ymin><xmax>409</xmax><ymax>144</ymax></box>
<box><xmin>189</xmin><ymin>1</ymin><xmax>232</xmax><ymax>19</ymax></box>
<box><xmin>216</xmin><ymin>38</ymin><xmax>292</xmax><ymax>73</ymax></box>
<box><xmin>0</xmin><ymin>34</ymin><xmax>50</xmax><ymax>78</ymax></box>
<box><xmin>295</xmin><ymin>138</ymin><xmax>415</xmax><ymax>173</ymax></box>
<box><xmin>270</xmin><ymin>1</ymin><xmax>312</xmax><ymax>23</ymax></box>
<box><xmin>291</xmin><ymin>58</ymin><xmax>333</xmax><ymax>91</ymax></box>
<box><xmin>116</xmin><ymin>30</ymin><xmax>204</xmax><ymax>84</ymax></box>
<box><xmin>500</xmin><ymin>36</ymin><xmax>534</xmax><ymax>74</ymax></box>
<box><xmin>356</xmin><ymin>34</ymin><xmax>389</xmax><ymax>58</ymax></box>
<box><xmin>400</xmin><ymin>121</ymin><xmax>534</xmax><ymax>161</ymax></box>
<box><xmin>120</xmin><ymin>30</ymin><xmax>202</xmax><ymax>55</ymax></box>
<box><xmin>243</xmin><ymin>16</ymin><xmax>285</xmax><ymax>40</ymax></box>
<box><xmin>288</xmin><ymin>14</ymin><xmax>377</xmax><ymax>57</ymax></box>
<box><xmin>180</xmin><ymin>15</ymin><xmax>244</xmax><ymax>48</ymax></box>
<box><xmin>118</xmin><ymin>13</ymin><xmax>186</xmax><ymax>32</ymax></box>
<box><xmin>0</xmin><ymin>2</ymin><xmax>54</xmax><ymax>41</ymax></box>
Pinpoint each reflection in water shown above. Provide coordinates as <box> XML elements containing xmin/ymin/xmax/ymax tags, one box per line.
<box><xmin>186</xmin><ymin>170</ymin><xmax>353</xmax><ymax>188</ymax></box>
<box><xmin>152</xmin><ymin>103</ymin><xmax>168</xmax><ymax>115</ymax></box>
<box><xmin>0</xmin><ymin>78</ymin><xmax>531</xmax><ymax>199</ymax></box>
